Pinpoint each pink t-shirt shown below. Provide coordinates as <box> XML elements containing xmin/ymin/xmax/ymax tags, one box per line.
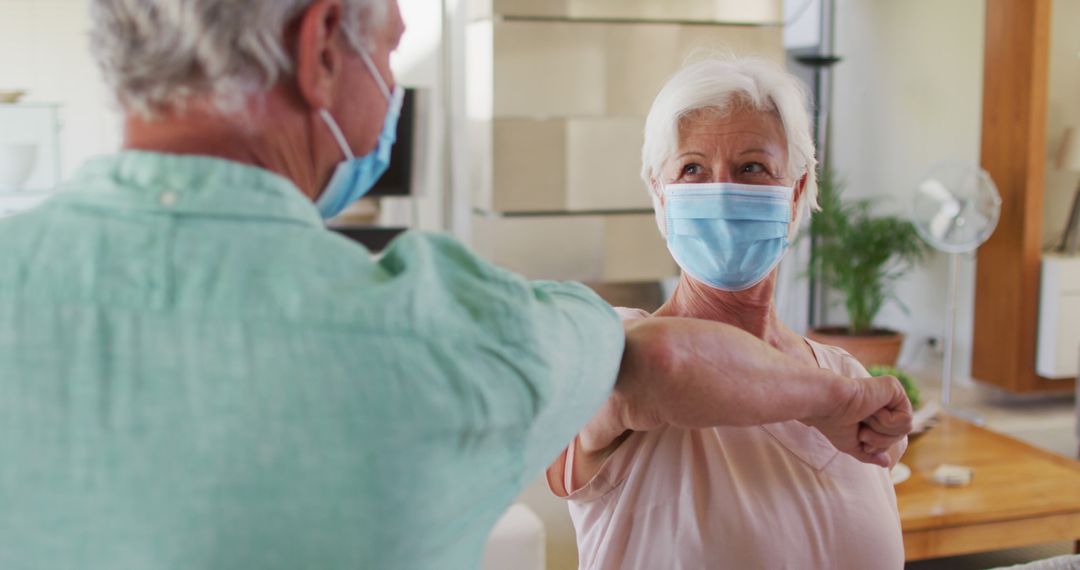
<box><xmin>547</xmin><ymin>338</ymin><xmax>905</xmax><ymax>570</ymax></box>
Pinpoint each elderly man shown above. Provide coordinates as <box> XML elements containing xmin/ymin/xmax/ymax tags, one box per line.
<box><xmin>0</xmin><ymin>0</ymin><xmax>911</xmax><ymax>568</ymax></box>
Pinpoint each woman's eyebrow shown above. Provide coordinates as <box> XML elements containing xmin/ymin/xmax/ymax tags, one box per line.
<box><xmin>738</xmin><ymin>148</ymin><xmax>776</xmax><ymax>157</ymax></box>
<box><xmin>675</xmin><ymin>151</ymin><xmax>707</xmax><ymax>160</ymax></box>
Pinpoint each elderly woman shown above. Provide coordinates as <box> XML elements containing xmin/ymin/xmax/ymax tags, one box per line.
<box><xmin>0</xmin><ymin>3</ymin><xmax>913</xmax><ymax>570</ymax></box>
<box><xmin>548</xmin><ymin>57</ymin><xmax>908</xmax><ymax>570</ymax></box>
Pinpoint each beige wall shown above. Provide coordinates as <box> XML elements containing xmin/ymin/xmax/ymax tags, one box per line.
<box><xmin>1045</xmin><ymin>0</ymin><xmax>1080</xmax><ymax>244</ymax></box>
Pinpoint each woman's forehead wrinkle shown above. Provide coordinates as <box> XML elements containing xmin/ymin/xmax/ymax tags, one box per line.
<box><xmin>678</xmin><ymin>128</ymin><xmax>786</xmax><ymax>159</ymax></box>
<box><xmin>679</xmin><ymin>110</ymin><xmax>786</xmax><ymax>144</ymax></box>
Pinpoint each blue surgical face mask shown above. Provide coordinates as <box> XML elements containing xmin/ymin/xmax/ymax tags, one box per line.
<box><xmin>663</xmin><ymin>182</ymin><xmax>794</xmax><ymax>291</ymax></box>
<box><xmin>316</xmin><ymin>49</ymin><xmax>404</xmax><ymax>220</ymax></box>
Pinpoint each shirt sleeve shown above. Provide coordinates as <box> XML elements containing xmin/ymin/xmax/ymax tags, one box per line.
<box><xmin>516</xmin><ymin>279</ymin><xmax>625</xmax><ymax>479</ymax></box>
<box><xmin>545</xmin><ymin>306</ymin><xmax>650</xmax><ymax>498</ymax></box>
<box><xmin>376</xmin><ymin>232</ymin><xmax>626</xmax><ymax>487</ymax></box>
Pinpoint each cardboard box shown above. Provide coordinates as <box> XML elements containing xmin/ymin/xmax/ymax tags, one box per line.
<box><xmin>466</xmin><ymin>20</ymin><xmax>784</xmax><ymax>119</ymax></box>
<box><xmin>471</xmin><ymin>118</ymin><xmax>652</xmax><ymax>213</ymax></box>
<box><xmin>472</xmin><ymin>212</ymin><xmax>676</xmax><ymax>282</ymax></box>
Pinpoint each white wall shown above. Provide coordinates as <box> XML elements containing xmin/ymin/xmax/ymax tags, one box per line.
<box><xmin>0</xmin><ymin>0</ymin><xmax>122</xmax><ymax>181</ymax></box>
<box><xmin>830</xmin><ymin>0</ymin><xmax>985</xmax><ymax>381</ymax></box>
<box><xmin>379</xmin><ymin>0</ymin><xmax>450</xmax><ymax>233</ymax></box>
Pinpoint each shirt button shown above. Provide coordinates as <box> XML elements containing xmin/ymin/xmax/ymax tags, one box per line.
<box><xmin>159</xmin><ymin>190</ymin><xmax>179</xmax><ymax>207</ymax></box>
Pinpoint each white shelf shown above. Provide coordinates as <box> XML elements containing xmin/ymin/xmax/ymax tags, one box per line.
<box><xmin>0</xmin><ymin>102</ymin><xmax>61</xmax><ymax>108</ymax></box>
<box><xmin>468</xmin><ymin>0</ymin><xmax>783</xmax><ymax>26</ymax></box>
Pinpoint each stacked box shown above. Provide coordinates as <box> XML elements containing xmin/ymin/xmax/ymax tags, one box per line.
<box><xmin>465</xmin><ymin>7</ymin><xmax>783</xmax><ymax>281</ymax></box>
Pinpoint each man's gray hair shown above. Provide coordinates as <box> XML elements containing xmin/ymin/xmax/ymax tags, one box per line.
<box><xmin>90</xmin><ymin>0</ymin><xmax>388</xmax><ymax>117</ymax></box>
<box><xmin>641</xmin><ymin>56</ymin><xmax>819</xmax><ymax>236</ymax></box>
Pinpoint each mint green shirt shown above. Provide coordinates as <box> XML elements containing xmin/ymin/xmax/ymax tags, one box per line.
<box><xmin>0</xmin><ymin>152</ymin><xmax>624</xmax><ymax>569</ymax></box>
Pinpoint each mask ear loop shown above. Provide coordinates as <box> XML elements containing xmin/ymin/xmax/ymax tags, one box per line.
<box><xmin>318</xmin><ymin>110</ymin><xmax>356</xmax><ymax>161</ymax></box>
<box><xmin>652</xmin><ymin>180</ymin><xmax>669</xmax><ymax>239</ymax></box>
<box><xmin>340</xmin><ymin>24</ymin><xmax>392</xmax><ymax>99</ymax></box>
<box><xmin>358</xmin><ymin>49</ymin><xmax>392</xmax><ymax>101</ymax></box>
<box><xmin>319</xmin><ymin>27</ymin><xmax>393</xmax><ymax>161</ymax></box>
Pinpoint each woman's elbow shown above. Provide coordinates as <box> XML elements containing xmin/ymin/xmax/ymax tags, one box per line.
<box><xmin>611</xmin><ymin>321</ymin><xmax>679</xmax><ymax>432</ymax></box>
<box><xmin>620</xmin><ymin>319</ymin><xmax>681</xmax><ymax>390</ymax></box>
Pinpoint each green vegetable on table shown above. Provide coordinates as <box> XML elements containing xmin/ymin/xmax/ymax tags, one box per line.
<box><xmin>867</xmin><ymin>365</ymin><xmax>921</xmax><ymax>410</ymax></box>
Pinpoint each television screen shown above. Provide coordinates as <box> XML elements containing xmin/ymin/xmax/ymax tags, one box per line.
<box><xmin>368</xmin><ymin>87</ymin><xmax>416</xmax><ymax>197</ymax></box>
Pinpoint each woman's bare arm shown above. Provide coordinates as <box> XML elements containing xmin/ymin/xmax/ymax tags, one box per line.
<box><xmin>560</xmin><ymin>317</ymin><xmax>911</xmax><ymax>494</ymax></box>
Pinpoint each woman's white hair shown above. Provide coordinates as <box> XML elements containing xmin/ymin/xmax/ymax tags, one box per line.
<box><xmin>89</xmin><ymin>0</ymin><xmax>388</xmax><ymax>118</ymax></box>
<box><xmin>641</xmin><ymin>56</ymin><xmax>819</xmax><ymax>236</ymax></box>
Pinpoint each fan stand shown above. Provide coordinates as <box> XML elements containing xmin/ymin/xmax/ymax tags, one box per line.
<box><xmin>940</xmin><ymin>252</ymin><xmax>985</xmax><ymax>425</ymax></box>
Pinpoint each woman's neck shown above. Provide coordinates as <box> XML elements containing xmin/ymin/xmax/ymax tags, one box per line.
<box><xmin>655</xmin><ymin>274</ymin><xmax>790</xmax><ymax>349</ymax></box>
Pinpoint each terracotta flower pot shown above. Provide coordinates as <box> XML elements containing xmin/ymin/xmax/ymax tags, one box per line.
<box><xmin>806</xmin><ymin>327</ymin><xmax>905</xmax><ymax>369</ymax></box>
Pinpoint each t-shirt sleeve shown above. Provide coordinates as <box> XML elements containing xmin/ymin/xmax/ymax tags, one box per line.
<box><xmin>377</xmin><ymin>232</ymin><xmax>626</xmax><ymax>486</ymax></box>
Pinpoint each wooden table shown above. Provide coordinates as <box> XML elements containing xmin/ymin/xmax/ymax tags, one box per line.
<box><xmin>896</xmin><ymin>415</ymin><xmax>1080</xmax><ymax>560</ymax></box>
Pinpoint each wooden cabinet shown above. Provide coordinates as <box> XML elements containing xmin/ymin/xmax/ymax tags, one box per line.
<box><xmin>972</xmin><ymin>0</ymin><xmax>1075</xmax><ymax>393</ymax></box>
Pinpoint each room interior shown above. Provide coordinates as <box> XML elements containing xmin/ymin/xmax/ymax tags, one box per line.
<box><xmin>1</xmin><ymin>0</ymin><xmax>1079</xmax><ymax>568</ymax></box>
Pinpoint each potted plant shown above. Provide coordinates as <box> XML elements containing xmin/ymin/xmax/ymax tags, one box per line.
<box><xmin>806</xmin><ymin>169</ymin><xmax>928</xmax><ymax>367</ymax></box>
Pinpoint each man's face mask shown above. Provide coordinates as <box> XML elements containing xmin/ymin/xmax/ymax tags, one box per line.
<box><xmin>315</xmin><ymin>48</ymin><xmax>404</xmax><ymax>220</ymax></box>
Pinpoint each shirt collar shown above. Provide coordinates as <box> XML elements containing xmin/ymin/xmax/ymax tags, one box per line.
<box><xmin>58</xmin><ymin>151</ymin><xmax>325</xmax><ymax>228</ymax></box>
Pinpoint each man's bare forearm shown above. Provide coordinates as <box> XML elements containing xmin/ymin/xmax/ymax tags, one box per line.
<box><xmin>613</xmin><ymin>317</ymin><xmax>854</xmax><ymax>431</ymax></box>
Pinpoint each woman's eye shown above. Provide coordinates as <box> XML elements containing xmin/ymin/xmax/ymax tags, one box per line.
<box><xmin>682</xmin><ymin>163</ymin><xmax>703</xmax><ymax>176</ymax></box>
<box><xmin>741</xmin><ymin>162</ymin><xmax>767</xmax><ymax>174</ymax></box>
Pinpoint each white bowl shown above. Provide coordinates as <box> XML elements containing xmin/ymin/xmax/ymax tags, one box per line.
<box><xmin>0</xmin><ymin>143</ymin><xmax>39</xmax><ymax>191</ymax></box>
<box><xmin>890</xmin><ymin>462</ymin><xmax>912</xmax><ymax>485</ymax></box>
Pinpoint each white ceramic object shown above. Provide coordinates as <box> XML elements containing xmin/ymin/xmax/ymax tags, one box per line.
<box><xmin>890</xmin><ymin>462</ymin><xmax>912</xmax><ymax>486</ymax></box>
<box><xmin>0</xmin><ymin>192</ymin><xmax>52</xmax><ymax>218</ymax></box>
<box><xmin>0</xmin><ymin>143</ymin><xmax>39</xmax><ymax>191</ymax></box>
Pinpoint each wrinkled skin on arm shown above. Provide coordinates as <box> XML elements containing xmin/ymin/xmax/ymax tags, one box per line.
<box><xmin>556</xmin><ymin>314</ymin><xmax>912</xmax><ymax>495</ymax></box>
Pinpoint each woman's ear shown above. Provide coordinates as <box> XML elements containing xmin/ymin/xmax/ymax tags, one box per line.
<box><xmin>789</xmin><ymin>171</ymin><xmax>810</xmax><ymax>232</ymax></box>
<box><xmin>650</xmin><ymin>177</ymin><xmax>668</xmax><ymax>238</ymax></box>
<box><xmin>793</xmin><ymin>172</ymin><xmax>808</xmax><ymax>205</ymax></box>
<box><xmin>650</xmin><ymin>177</ymin><xmax>665</xmax><ymax>206</ymax></box>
